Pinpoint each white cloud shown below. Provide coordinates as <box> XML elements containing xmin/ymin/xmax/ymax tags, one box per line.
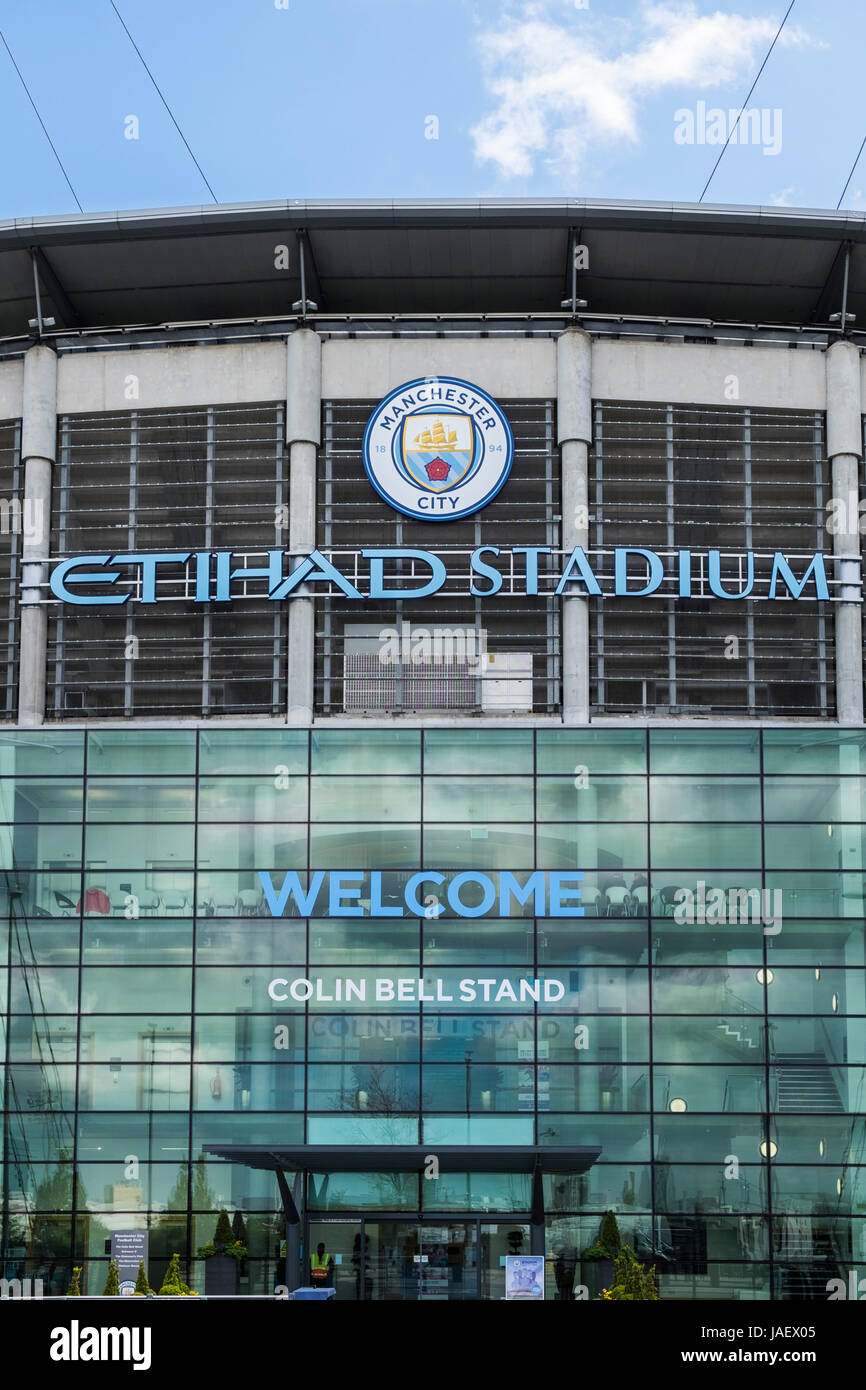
<box><xmin>471</xmin><ymin>1</ymin><xmax>820</xmax><ymax>179</ymax></box>
<box><xmin>768</xmin><ymin>185</ymin><xmax>796</xmax><ymax>205</ymax></box>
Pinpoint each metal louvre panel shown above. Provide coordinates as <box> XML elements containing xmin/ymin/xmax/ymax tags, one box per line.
<box><xmin>47</xmin><ymin>404</ymin><xmax>288</xmax><ymax>718</ymax></box>
<box><xmin>0</xmin><ymin>419</ymin><xmax>21</xmax><ymax>719</ymax></box>
<box><xmin>591</xmin><ymin>402</ymin><xmax>833</xmax><ymax>717</ymax></box>
<box><xmin>316</xmin><ymin>399</ymin><xmax>559</xmax><ymax>715</ymax></box>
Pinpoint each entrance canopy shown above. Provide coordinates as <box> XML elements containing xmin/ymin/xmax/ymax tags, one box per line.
<box><xmin>204</xmin><ymin>1143</ymin><xmax>602</xmax><ymax>1228</ymax></box>
<box><xmin>203</xmin><ymin>1144</ymin><xmax>601</xmax><ymax>1174</ymax></box>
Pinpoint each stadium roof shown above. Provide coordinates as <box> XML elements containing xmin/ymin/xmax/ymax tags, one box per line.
<box><xmin>1</xmin><ymin>196</ymin><xmax>865</xmax><ymax>338</ymax></box>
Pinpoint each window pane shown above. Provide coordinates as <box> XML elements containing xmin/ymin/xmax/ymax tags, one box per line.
<box><xmin>544</xmin><ymin>1166</ymin><xmax>652</xmax><ymax>1212</ymax></box>
<box><xmin>10</xmin><ymin>925</ymin><xmax>79</xmax><ymax>965</ymax></box>
<box><xmin>0</xmin><ymin>824</ymin><xmax>82</xmax><ymax>870</ymax></box>
<box><xmin>653</xmin><ymin>1015</ymin><xmax>765</xmax><ymax>1063</ymax></box>
<box><xmin>764</xmin><ymin>776</ymin><xmax>866</xmax><ymax>822</ymax></box>
<box><xmin>650</xmin><ymin>730</ymin><xmax>760</xmax><ymax>774</ymax></box>
<box><xmin>194</xmin><ymin>967</ymin><xmax>303</xmax><ymax>1013</ymax></box>
<box><xmin>79</xmin><ymin>1063</ymin><xmax>190</xmax><ymax>1110</ymax></box>
<box><xmin>653</xmin><ymin>967</ymin><xmax>763</xmax><ymax>1014</ymax></box>
<box><xmin>197</xmin><ymin>776</ymin><xmax>307</xmax><ymax>821</ymax></box>
<box><xmin>84</xmin><ymin>823</ymin><xmax>196</xmax><ymax>865</ymax></box>
<box><xmin>85</xmin><ymin>730</ymin><xmax>196</xmax><ymax>775</ymax></box>
<box><xmin>308</xmin><ymin>1173</ymin><xmax>417</xmax><ymax>1211</ymax></box>
<box><xmin>655</xmin><ymin>1170</ymin><xmax>766</xmax><ymax>1215</ymax></box>
<box><xmin>766</xmin><ymin>968</ymin><xmax>866</xmax><ymax>1015</ymax></box>
<box><xmin>649</xmin><ymin>776</ymin><xmax>760</xmax><ymax>822</ymax></box>
<box><xmin>422</xmin><ymin>919</ymin><xmax>532</xmax><ymax>965</ymax></box>
<box><xmin>766</xmin><ymin>871</ymin><xmax>866</xmax><ymax>917</ymax></box>
<box><xmin>536</xmin><ymin>823</ymin><xmax>647</xmax><ymax>870</ymax></box>
<box><xmin>0</xmin><ymin>731</ymin><xmax>84</xmax><ymax>776</ymax></box>
<box><xmin>7</xmin><ymin>1016</ymin><xmax>77</xmax><ymax>1062</ymax></box>
<box><xmin>308</xmin><ymin>920</ymin><xmax>419</xmax><ymax>966</ymax></box>
<box><xmin>545</xmin><ymin>1065</ymin><xmax>650</xmax><ymax>1112</ymax></box>
<box><xmin>536</xmin><ymin>729</ymin><xmax>646</xmax><ymax>774</ymax></box>
<box><xmin>425</xmin><ymin>776</ymin><xmax>533</xmax><ymax>822</ymax></box>
<box><xmin>307</xmin><ymin>1115</ymin><xmax>419</xmax><ymax>1145</ymax></box>
<box><xmin>0</xmin><ymin>778</ymin><xmax>83</xmax><ymax>822</ymax></box>
<box><xmin>196</xmin><ymin>823</ymin><xmax>306</xmax><ymax>870</ymax></box>
<box><xmin>195</xmin><ymin>922</ymin><xmax>305</xmax><ymax>964</ymax></box>
<box><xmin>82</xmin><ymin>922</ymin><xmax>193</xmax><ymax>964</ymax></box>
<box><xmin>538</xmin><ymin>919</ymin><xmax>648</xmax><ymax>967</ymax></box>
<box><xmin>308</xmin><ymin>1063</ymin><xmax>420</xmax><ymax>1111</ymax></box>
<box><xmin>192</xmin><ymin>1063</ymin><xmax>303</xmax><ymax>1111</ymax></box>
<box><xmin>194</xmin><ymin>1014</ymin><xmax>303</xmax><ymax>1062</ymax></box>
<box><xmin>85</xmin><ymin>778</ymin><xmax>195</xmax><ymax>821</ymax></box>
<box><xmin>650</xmin><ymin>824</ymin><xmax>762</xmax><ymax>870</ymax></box>
<box><xmin>310</xmin><ymin>776</ymin><xmax>420</xmax><ymax>822</ymax></box>
<box><xmin>423</xmin><ymin>730</ymin><xmax>533</xmax><ymax>775</ymax></box>
<box><xmin>654</xmin><ymin>1114</ymin><xmax>764</xmax><ymax>1161</ymax></box>
<box><xmin>310</xmin><ymin>825</ymin><xmax>420</xmax><ymax>869</ymax></box>
<box><xmin>80</xmin><ymin>1016</ymin><xmax>190</xmax><ymax>1061</ymax></box>
<box><xmin>198</xmin><ymin>728</ymin><xmax>308</xmax><ymax>775</ymax></box>
<box><xmin>536</xmin><ymin>776</ymin><xmax>647</xmax><ymax>822</ymax></box>
<box><xmin>765</xmin><ymin>823</ymin><xmax>866</xmax><ymax>870</ymax></box>
<box><xmin>421</xmin><ymin>1064</ymin><xmax>535</xmax><ymax>1112</ymax></box>
<box><xmin>762</xmin><ymin>729</ymin><xmax>866</xmax><ymax>774</ymax></box>
<box><xmin>80</xmin><ymin>967</ymin><xmax>192</xmax><ymax>1013</ymax></box>
<box><xmin>424</xmin><ymin>826</ymin><xmax>535</xmax><ymax>870</ymax></box>
<box><xmin>654</xmin><ymin>1065</ymin><xmax>767</xmax><ymax>1111</ymax></box>
<box><xmin>422</xmin><ymin>1016</ymin><xmax>536</xmax><ymax>1064</ymax></box>
<box><xmin>308</xmin><ymin>1015</ymin><xmax>421</xmax><ymax>1063</ymax></box>
<box><xmin>311</xmin><ymin>729</ymin><xmax>420</xmax><ymax>774</ymax></box>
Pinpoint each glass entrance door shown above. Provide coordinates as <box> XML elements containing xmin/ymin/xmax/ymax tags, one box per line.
<box><xmin>352</xmin><ymin>1220</ymin><xmax>480</xmax><ymax>1300</ymax></box>
<box><xmin>305</xmin><ymin>1217</ymin><xmax>529</xmax><ymax>1300</ymax></box>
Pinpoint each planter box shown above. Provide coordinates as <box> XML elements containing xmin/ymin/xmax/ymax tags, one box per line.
<box><xmin>205</xmin><ymin>1256</ymin><xmax>239</xmax><ymax>1297</ymax></box>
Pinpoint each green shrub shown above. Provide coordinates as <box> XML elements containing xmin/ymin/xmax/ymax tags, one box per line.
<box><xmin>66</xmin><ymin>1266</ymin><xmax>82</xmax><ymax>1297</ymax></box>
<box><xmin>102</xmin><ymin>1260</ymin><xmax>120</xmax><ymax>1296</ymax></box>
<box><xmin>582</xmin><ymin>1210</ymin><xmax>623</xmax><ymax>1261</ymax></box>
<box><xmin>197</xmin><ymin>1208</ymin><xmax>248</xmax><ymax>1262</ymax></box>
<box><xmin>156</xmin><ymin>1252</ymin><xmax>199</xmax><ymax>1296</ymax></box>
<box><xmin>598</xmin><ymin>1246</ymin><xmax>659</xmax><ymax>1301</ymax></box>
<box><xmin>132</xmin><ymin>1260</ymin><xmax>152</xmax><ymax>1296</ymax></box>
<box><xmin>158</xmin><ymin>1253</ymin><xmax>183</xmax><ymax>1296</ymax></box>
<box><xmin>214</xmin><ymin>1210</ymin><xmax>234</xmax><ymax>1246</ymax></box>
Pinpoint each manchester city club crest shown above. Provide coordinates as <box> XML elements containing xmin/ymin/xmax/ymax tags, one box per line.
<box><xmin>363</xmin><ymin>376</ymin><xmax>513</xmax><ymax>521</ymax></box>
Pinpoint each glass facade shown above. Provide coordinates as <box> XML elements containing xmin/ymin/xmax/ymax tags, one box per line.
<box><xmin>2</xmin><ymin>725</ymin><xmax>865</xmax><ymax>1299</ymax></box>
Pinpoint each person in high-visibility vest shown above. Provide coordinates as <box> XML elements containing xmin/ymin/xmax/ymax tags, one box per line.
<box><xmin>310</xmin><ymin>1243</ymin><xmax>334</xmax><ymax>1286</ymax></box>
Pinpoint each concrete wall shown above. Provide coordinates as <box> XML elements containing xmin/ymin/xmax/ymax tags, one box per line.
<box><xmin>0</xmin><ymin>360</ymin><xmax>23</xmax><ymax>420</ymax></box>
<box><xmin>56</xmin><ymin>341</ymin><xmax>287</xmax><ymax>414</ymax></box>
<box><xmin>0</xmin><ymin>337</ymin><xmax>833</xmax><ymax>418</ymax></box>
<box><xmin>321</xmin><ymin>338</ymin><xmax>557</xmax><ymax>401</ymax></box>
<box><xmin>592</xmin><ymin>340</ymin><xmax>826</xmax><ymax>410</ymax></box>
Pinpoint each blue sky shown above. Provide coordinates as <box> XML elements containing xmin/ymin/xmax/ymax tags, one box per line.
<box><xmin>0</xmin><ymin>0</ymin><xmax>862</xmax><ymax>219</ymax></box>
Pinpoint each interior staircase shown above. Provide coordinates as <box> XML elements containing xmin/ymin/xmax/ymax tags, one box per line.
<box><xmin>775</xmin><ymin>1054</ymin><xmax>844</xmax><ymax>1112</ymax></box>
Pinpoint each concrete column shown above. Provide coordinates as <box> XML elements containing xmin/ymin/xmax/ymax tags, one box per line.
<box><xmin>285</xmin><ymin>329</ymin><xmax>321</xmax><ymax>725</ymax></box>
<box><xmin>18</xmin><ymin>344</ymin><xmax>57</xmax><ymax>726</ymax></box>
<box><xmin>826</xmin><ymin>339</ymin><xmax>864</xmax><ymax>724</ymax></box>
<box><xmin>557</xmin><ymin>328</ymin><xmax>593</xmax><ymax>724</ymax></box>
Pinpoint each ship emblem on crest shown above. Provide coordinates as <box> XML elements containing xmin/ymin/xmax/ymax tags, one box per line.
<box><xmin>401</xmin><ymin>414</ymin><xmax>475</xmax><ymax>491</ymax></box>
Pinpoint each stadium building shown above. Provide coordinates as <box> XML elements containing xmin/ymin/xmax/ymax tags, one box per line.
<box><xmin>0</xmin><ymin>197</ymin><xmax>865</xmax><ymax>1300</ymax></box>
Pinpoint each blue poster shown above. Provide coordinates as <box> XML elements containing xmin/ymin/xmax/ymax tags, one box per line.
<box><xmin>505</xmin><ymin>1255</ymin><xmax>545</xmax><ymax>1301</ymax></box>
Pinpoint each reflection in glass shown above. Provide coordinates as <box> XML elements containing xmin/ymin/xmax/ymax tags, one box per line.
<box><xmin>311</xmin><ymin>776</ymin><xmax>420</xmax><ymax>823</ymax></box>
<box><xmin>536</xmin><ymin>776</ymin><xmax>647</xmax><ymax>823</ymax></box>
<box><xmin>649</xmin><ymin>729</ymin><xmax>760</xmax><ymax>774</ymax></box>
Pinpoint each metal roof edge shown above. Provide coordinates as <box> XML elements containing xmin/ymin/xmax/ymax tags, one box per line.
<box><xmin>2</xmin><ymin>196</ymin><xmax>866</xmax><ymax>247</ymax></box>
